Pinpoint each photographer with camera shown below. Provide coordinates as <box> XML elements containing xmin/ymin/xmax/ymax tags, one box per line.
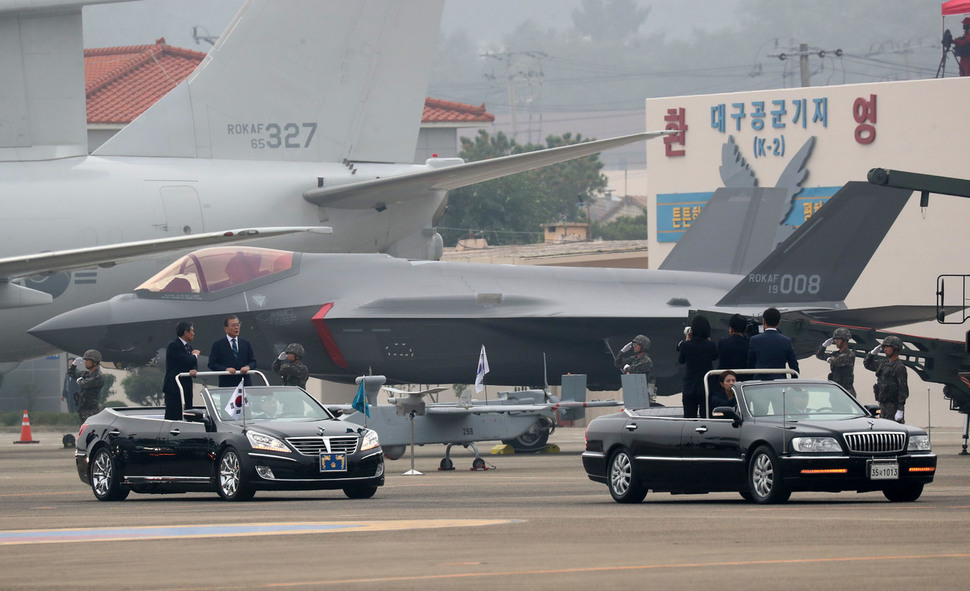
<box><xmin>952</xmin><ymin>17</ymin><xmax>970</xmax><ymax>76</ymax></box>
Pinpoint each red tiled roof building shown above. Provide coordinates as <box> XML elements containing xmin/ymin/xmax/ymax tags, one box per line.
<box><xmin>83</xmin><ymin>39</ymin><xmax>493</xmax><ymax>159</ymax></box>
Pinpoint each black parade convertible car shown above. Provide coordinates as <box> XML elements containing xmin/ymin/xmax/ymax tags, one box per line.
<box><xmin>75</xmin><ymin>372</ymin><xmax>384</xmax><ymax>501</ymax></box>
<box><xmin>583</xmin><ymin>375</ymin><xmax>936</xmax><ymax>504</ymax></box>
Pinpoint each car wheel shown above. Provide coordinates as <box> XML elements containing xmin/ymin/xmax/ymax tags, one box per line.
<box><xmin>343</xmin><ymin>486</ymin><xmax>378</xmax><ymax>499</ymax></box>
<box><xmin>883</xmin><ymin>482</ymin><xmax>923</xmax><ymax>502</ymax></box>
<box><xmin>748</xmin><ymin>446</ymin><xmax>790</xmax><ymax>504</ymax></box>
<box><xmin>90</xmin><ymin>447</ymin><xmax>129</xmax><ymax>501</ymax></box>
<box><xmin>608</xmin><ymin>448</ymin><xmax>647</xmax><ymax>503</ymax></box>
<box><xmin>217</xmin><ymin>447</ymin><xmax>255</xmax><ymax>501</ymax></box>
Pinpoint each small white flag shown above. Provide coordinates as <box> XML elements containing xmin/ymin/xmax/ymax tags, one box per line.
<box><xmin>475</xmin><ymin>345</ymin><xmax>490</xmax><ymax>393</ymax></box>
<box><xmin>224</xmin><ymin>378</ymin><xmax>248</xmax><ymax>420</ymax></box>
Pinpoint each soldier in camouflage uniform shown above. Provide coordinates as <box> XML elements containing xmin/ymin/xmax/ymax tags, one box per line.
<box><xmin>815</xmin><ymin>327</ymin><xmax>856</xmax><ymax>397</ymax></box>
<box><xmin>863</xmin><ymin>335</ymin><xmax>908</xmax><ymax>423</ymax></box>
<box><xmin>614</xmin><ymin>334</ymin><xmax>656</xmax><ymax>405</ymax></box>
<box><xmin>67</xmin><ymin>349</ymin><xmax>104</xmax><ymax>423</ymax></box>
<box><xmin>272</xmin><ymin>343</ymin><xmax>309</xmax><ymax>389</ymax></box>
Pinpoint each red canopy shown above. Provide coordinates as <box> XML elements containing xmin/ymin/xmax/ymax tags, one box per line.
<box><xmin>943</xmin><ymin>0</ymin><xmax>970</xmax><ymax>15</ymax></box>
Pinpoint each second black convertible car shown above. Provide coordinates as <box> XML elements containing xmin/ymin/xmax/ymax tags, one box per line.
<box><xmin>75</xmin><ymin>373</ymin><xmax>384</xmax><ymax>501</ymax></box>
<box><xmin>583</xmin><ymin>378</ymin><xmax>936</xmax><ymax>504</ymax></box>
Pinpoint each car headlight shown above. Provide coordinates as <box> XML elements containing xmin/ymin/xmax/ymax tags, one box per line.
<box><xmin>246</xmin><ymin>431</ymin><xmax>290</xmax><ymax>453</ymax></box>
<box><xmin>360</xmin><ymin>429</ymin><xmax>380</xmax><ymax>451</ymax></box>
<box><xmin>907</xmin><ymin>434</ymin><xmax>931</xmax><ymax>451</ymax></box>
<box><xmin>791</xmin><ymin>436</ymin><xmax>842</xmax><ymax>453</ymax></box>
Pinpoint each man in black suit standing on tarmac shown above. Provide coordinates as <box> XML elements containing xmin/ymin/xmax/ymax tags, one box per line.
<box><xmin>163</xmin><ymin>321</ymin><xmax>199</xmax><ymax>420</ymax></box>
<box><xmin>208</xmin><ymin>315</ymin><xmax>258</xmax><ymax>387</ymax></box>
<box><xmin>717</xmin><ymin>313</ymin><xmax>750</xmax><ymax>378</ymax></box>
<box><xmin>747</xmin><ymin>307</ymin><xmax>799</xmax><ymax>380</ymax></box>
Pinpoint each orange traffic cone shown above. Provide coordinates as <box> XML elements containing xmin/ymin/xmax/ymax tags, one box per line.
<box><xmin>13</xmin><ymin>410</ymin><xmax>39</xmax><ymax>444</ymax></box>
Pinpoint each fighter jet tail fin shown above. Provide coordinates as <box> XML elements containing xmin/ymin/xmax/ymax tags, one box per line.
<box><xmin>95</xmin><ymin>0</ymin><xmax>444</xmax><ymax>164</ymax></box>
<box><xmin>716</xmin><ymin>182</ymin><xmax>911</xmax><ymax>307</ymax></box>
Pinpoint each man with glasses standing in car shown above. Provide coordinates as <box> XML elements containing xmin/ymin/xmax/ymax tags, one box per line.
<box><xmin>208</xmin><ymin>315</ymin><xmax>258</xmax><ymax>387</ymax></box>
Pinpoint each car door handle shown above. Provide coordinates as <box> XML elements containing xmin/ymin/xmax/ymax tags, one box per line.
<box><xmin>108</xmin><ymin>429</ymin><xmax>121</xmax><ymax>437</ymax></box>
<box><xmin>169</xmin><ymin>428</ymin><xmax>181</xmax><ymax>436</ymax></box>
<box><xmin>624</xmin><ymin>423</ymin><xmax>637</xmax><ymax>431</ymax></box>
<box><xmin>694</xmin><ymin>426</ymin><xmax>708</xmax><ymax>433</ymax></box>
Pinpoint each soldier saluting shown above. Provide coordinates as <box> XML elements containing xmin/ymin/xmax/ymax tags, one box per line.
<box><xmin>815</xmin><ymin>327</ymin><xmax>856</xmax><ymax>397</ymax></box>
<box><xmin>67</xmin><ymin>349</ymin><xmax>104</xmax><ymax>423</ymax></box>
<box><xmin>863</xmin><ymin>335</ymin><xmax>908</xmax><ymax>423</ymax></box>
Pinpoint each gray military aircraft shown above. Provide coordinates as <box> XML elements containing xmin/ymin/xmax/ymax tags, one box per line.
<box><xmin>31</xmin><ymin>181</ymin><xmax>940</xmax><ymax>396</ymax></box>
<box><xmin>336</xmin><ymin>381</ymin><xmax>621</xmax><ymax>469</ymax></box>
<box><xmin>0</xmin><ymin>0</ymin><xmax>666</xmax><ymax>369</ymax></box>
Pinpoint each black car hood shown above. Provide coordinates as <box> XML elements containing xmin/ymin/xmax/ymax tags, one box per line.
<box><xmin>236</xmin><ymin>418</ymin><xmax>364</xmax><ymax>439</ymax></box>
<box><xmin>785</xmin><ymin>416</ymin><xmax>916</xmax><ymax>435</ymax></box>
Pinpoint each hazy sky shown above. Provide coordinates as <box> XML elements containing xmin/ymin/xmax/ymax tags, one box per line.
<box><xmin>82</xmin><ymin>1</ymin><xmax>742</xmax><ymax>51</ymax></box>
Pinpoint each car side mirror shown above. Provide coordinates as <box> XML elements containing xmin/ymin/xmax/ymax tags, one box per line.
<box><xmin>863</xmin><ymin>404</ymin><xmax>880</xmax><ymax>418</ymax></box>
<box><xmin>183</xmin><ymin>409</ymin><xmax>204</xmax><ymax>422</ymax></box>
<box><xmin>712</xmin><ymin>406</ymin><xmax>741</xmax><ymax>425</ymax></box>
<box><xmin>327</xmin><ymin>406</ymin><xmax>344</xmax><ymax>418</ymax></box>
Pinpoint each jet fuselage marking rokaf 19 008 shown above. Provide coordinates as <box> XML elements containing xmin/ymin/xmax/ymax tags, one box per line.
<box><xmin>0</xmin><ymin>0</ymin><xmax>663</xmax><ymax>367</ymax></box>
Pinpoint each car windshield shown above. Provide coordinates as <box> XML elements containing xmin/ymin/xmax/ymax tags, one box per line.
<box><xmin>740</xmin><ymin>383</ymin><xmax>867</xmax><ymax>421</ymax></box>
<box><xmin>208</xmin><ymin>387</ymin><xmax>335</xmax><ymax>422</ymax></box>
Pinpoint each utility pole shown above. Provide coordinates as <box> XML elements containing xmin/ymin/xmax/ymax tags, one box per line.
<box><xmin>482</xmin><ymin>50</ymin><xmax>547</xmax><ymax>142</ymax></box>
<box><xmin>771</xmin><ymin>43</ymin><xmax>843</xmax><ymax>87</ymax></box>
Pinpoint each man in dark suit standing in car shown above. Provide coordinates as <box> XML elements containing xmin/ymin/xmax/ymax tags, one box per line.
<box><xmin>208</xmin><ymin>315</ymin><xmax>258</xmax><ymax>387</ymax></box>
<box><xmin>163</xmin><ymin>321</ymin><xmax>199</xmax><ymax>420</ymax></box>
<box><xmin>747</xmin><ymin>307</ymin><xmax>799</xmax><ymax>380</ymax></box>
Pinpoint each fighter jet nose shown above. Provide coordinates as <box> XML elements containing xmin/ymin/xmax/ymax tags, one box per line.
<box><xmin>30</xmin><ymin>301</ymin><xmax>112</xmax><ymax>354</ymax></box>
<box><xmin>30</xmin><ymin>300</ymin><xmax>153</xmax><ymax>363</ymax></box>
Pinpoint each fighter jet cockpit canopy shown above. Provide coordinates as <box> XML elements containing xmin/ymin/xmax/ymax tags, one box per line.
<box><xmin>135</xmin><ymin>247</ymin><xmax>299</xmax><ymax>296</ymax></box>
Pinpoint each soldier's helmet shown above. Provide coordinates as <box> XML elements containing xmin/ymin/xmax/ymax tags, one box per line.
<box><xmin>882</xmin><ymin>336</ymin><xmax>904</xmax><ymax>351</ymax></box>
<box><xmin>633</xmin><ymin>335</ymin><xmax>651</xmax><ymax>350</ymax></box>
<box><xmin>833</xmin><ymin>327</ymin><xmax>851</xmax><ymax>341</ymax></box>
<box><xmin>82</xmin><ymin>349</ymin><xmax>102</xmax><ymax>364</ymax></box>
<box><xmin>284</xmin><ymin>343</ymin><xmax>305</xmax><ymax>358</ymax></box>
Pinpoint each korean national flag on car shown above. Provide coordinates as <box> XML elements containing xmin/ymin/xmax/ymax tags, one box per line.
<box><xmin>475</xmin><ymin>345</ymin><xmax>489</xmax><ymax>393</ymax></box>
<box><xmin>224</xmin><ymin>379</ymin><xmax>247</xmax><ymax>420</ymax></box>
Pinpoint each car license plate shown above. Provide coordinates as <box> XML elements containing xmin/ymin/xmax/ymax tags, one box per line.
<box><xmin>320</xmin><ymin>453</ymin><xmax>347</xmax><ymax>472</ymax></box>
<box><xmin>869</xmin><ymin>461</ymin><xmax>899</xmax><ymax>480</ymax></box>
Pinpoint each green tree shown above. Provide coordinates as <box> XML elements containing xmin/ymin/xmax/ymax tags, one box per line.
<box><xmin>19</xmin><ymin>382</ymin><xmax>39</xmax><ymax>412</ymax></box>
<box><xmin>97</xmin><ymin>373</ymin><xmax>116</xmax><ymax>409</ymax></box>
<box><xmin>121</xmin><ymin>367</ymin><xmax>165</xmax><ymax>407</ymax></box>
<box><xmin>438</xmin><ymin>131</ymin><xmax>607</xmax><ymax>247</ymax></box>
<box><xmin>592</xmin><ymin>214</ymin><xmax>648</xmax><ymax>240</ymax></box>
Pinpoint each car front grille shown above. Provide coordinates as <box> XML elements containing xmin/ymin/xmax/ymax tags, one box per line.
<box><xmin>286</xmin><ymin>436</ymin><xmax>359</xmax><ymax>456</ymax></box>
<box><xmin>844</xmin><ymin>432</ymin><xmax>905</xmax><ymax>454</ymax></box>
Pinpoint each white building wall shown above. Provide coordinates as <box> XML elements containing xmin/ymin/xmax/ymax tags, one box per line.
<box><xmin>645</xmin><ymin>77</ymin><xmax>970</xmax><ymax>428</ymax></box>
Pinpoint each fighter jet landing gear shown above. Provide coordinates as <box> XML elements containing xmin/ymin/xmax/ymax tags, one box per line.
<box><xmin>438</xmin><ymin>442</ymin><xmax>489</xmax><ymax>471</ymax></box>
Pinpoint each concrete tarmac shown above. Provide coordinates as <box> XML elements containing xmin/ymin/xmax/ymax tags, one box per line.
<box><xmin>2</xmin><ymin>427</ymin><xmax>969</xmax><ymax>590</ymax></box>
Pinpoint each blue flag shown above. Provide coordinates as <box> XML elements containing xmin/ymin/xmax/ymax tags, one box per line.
<box><xmin>352</xmin><ymin>382</ymin><xmax>370</xmax><ymax>417</ymax></box>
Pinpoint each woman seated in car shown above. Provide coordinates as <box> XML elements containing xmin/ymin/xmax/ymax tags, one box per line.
<box><xmin>709</xmin><ymin>370</ymin><xmax>739</xmax><ymax>416</ymax></box>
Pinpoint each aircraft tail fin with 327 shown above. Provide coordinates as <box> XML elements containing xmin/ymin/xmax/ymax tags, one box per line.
<box><xmin>94</xmin><ymin>0</ymin><xmax>444</xmax><ymax>164</ymax></box>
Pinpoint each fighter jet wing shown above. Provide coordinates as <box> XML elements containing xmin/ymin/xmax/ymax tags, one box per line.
<box><xmin>303</xmin><ymin>131</ymin><xmax>673</xmax><ymax>209</ymax></box>
<box><xmin>0</xmin><ymin>226</ymin><xmax>329</xmax><ymax>308</ymax></box>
